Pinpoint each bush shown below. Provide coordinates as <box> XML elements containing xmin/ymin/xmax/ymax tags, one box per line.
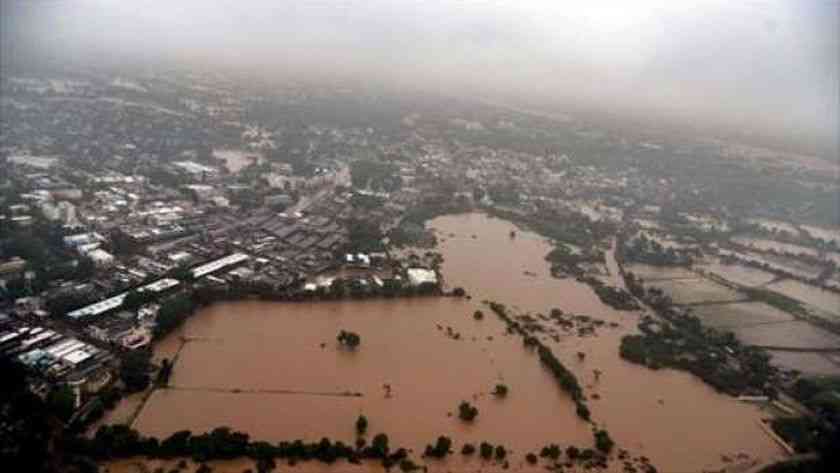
<box><xmin>540</xmin><ymin>444</ymin><xmax>560</xmax><ymax>460</ymax></box>
<box><xmin>494</xmin><ymin>445</ymin><xmax>506</xmax><ymax>460</ymax></box>
<box><xmin>423</xmin><ymin>436</ymin><xmax>452</xmax><ymax>459</ymax></box>
<box><xmin>337</xmin><ymin>330</ymin><xmax>361</xmax><ymax>348</ymax></box>
<box><xmin>355</xmin><ymin>415</ymin><xmax>368</xmax><ymax>435</ymax></box>
<box><xmin>479</xmin><ymin>442</ymin><xmax>494</xmax><ymax>459</ymax></box>
<box><xmin>458</xmin><ymin>401</ymin><xmax>479</xmax><ymax>422</ymax></box>
<box><xmin>526</xmin><ymin>452</ymin><xmax>538</xmax><ymax>464</ymax></box>
<box><xmin>461</xmin><ymin>443</ymin><xmax>476</xmax><ymax>455</ymax></box>
<box><xmin>594</xmin><ymin>429</ymin><xmax>614</xmax><ymax>454</ymax></box>
<box><xmin>492</xmin><ymin>384</ymin><xmax>509</xmax><ymax>397</ymax></box>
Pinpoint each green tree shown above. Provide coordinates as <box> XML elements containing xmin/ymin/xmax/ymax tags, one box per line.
<box><xmin>47</xmin><ymin>385</ymin><xmax>76</xmax><ymax>422</ymax></box>
<box><xmin>337</xmin><ymin>330</ymin><xmax>361</xmax><ymax>349</ymax></box>
<box><xmin>458</xmin><ymin>401</ymin><xmax>478</xmax><ymax>421</ymax></box>
<box><xmin>120</xmin><ymin>349</ymin><xmax>152</xmax><ymax>392</ymax></box>
<box><xmin>356</xmin><ymin>415</ymin><xmax>368</xmax><ymax>435</ymax></box>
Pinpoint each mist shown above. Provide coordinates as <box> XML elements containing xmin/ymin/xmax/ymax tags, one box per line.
<box><xmin>2</xmin><ymin>0</ymin><xmax>837</xmax><ymax>154</ymax></box>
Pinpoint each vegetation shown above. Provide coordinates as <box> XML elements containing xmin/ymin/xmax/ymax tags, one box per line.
<box><xmin>154</xmin><ymin>293</ymin><xmax>198</xmax><ymax>339</ymax></box>
<box><xmin>771</xmin><ymin>417</ymin><xmax>822</xmax><ymax>453</ymax></box>
<box><xmin>423</xmin><ymin>436</ymin><xmax>452</xmax><ymax>458</ymax></box>
<box><xmin>473</xmin><ymin>310</ymin><xmax>484</xmax><ymax>320</ymax></box>
<box><xmin>355</xmin><ymin>415</ymin><xmax>368</xmax><ymax>435</ymax></box>
<box><xmin>460</xmin><ymin>443</ymin><xmax>476</xmax><ymax>455</ymax></box>
<box><xmin>621</xmin><ymin>273</ymin><xmax>779</xmax><ymax>397</ymax></box>
<box><xmin>350</xmin><ymin>160</ymin><xmax>401</xmax><ymax>192</ymax></box>
<box><xmin>589</xmin><ymin>280</ymin><xmax>640</xmax><ymax>310</ymax></box>
<box><xmin>540</xmin><ymin>444</ymin><xmax>561</xmax><ymax>460</ymax></box>
<box><xmin>593</xmin><ymin>429</ymin><xmax>614</xmax><ymax>454</ymax></box>
<box><xmin>119</xmin><ymin>349</ymin><xmax>153</xmax><ymax>393</ymax></box>
<box><xmin>337</xmin><ymin>330</ymin><xmax>361</xmax><ymax>349</ymax></box>
<box><xmin>479</xmin><ymin>442</ymin><xmax>494</xmax><ymax>459</ymax></box>
<box><xmin>743</xmin><ymin>287</ymin><xmax>807</xmax><ymax>316</ymax></box>
<box><xmin>494</xmin><ymin>445</ymin><xmax>507</xmax><ymax>460</ymax></box>
<box><xmin>492</xmin><ymin>384</ymin><xmax>509</xmax><ymax>397</ymax></box>
<box><xmin>622</xmin><ymin>233</ymin><xmax>690</xmax><ymax>266</ymax></box>
<box><xmin>487</xmin><ymin>301</ymin><xmax>592</xmax><ymax>421</ymax></box>
<box><xmin>457</xmin><ymin>401</ymin><xmax>479</xmax><ymax>422</ymax></box>
<box><xmin>791</xmin><ymin>376</ymin><xmax>840</xmax><ymax>425</ymax></box>
<box><xmin>46</xmin><ymin>385</ymin><xmax>76</xmax><ymax>423</ymax></box>
<box><xmin>156</xmin><ymin>358</ymin><xmax>173</xmax><ymax>387</ymax></box>
<box><xmin>65</xmin><ymin>425</ymin><xmax>424</xmax><ymax>470</ymax></box>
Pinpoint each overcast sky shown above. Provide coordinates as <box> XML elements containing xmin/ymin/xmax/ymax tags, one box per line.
<box><xmin>3</xmin><ymin>0</ymin><xmax>838</xmax><ymax>152</ymax></box>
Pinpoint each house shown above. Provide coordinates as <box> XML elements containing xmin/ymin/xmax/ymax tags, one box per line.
<box><xmin>407</xmin><ymin>268</ymin><xmax>438</xmax><ymax>286</ymax></box>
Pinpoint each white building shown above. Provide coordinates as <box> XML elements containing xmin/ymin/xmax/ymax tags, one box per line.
<box><xmin>407</xmin><ymin>268</ymin><xmax>438</xmax><ymax>286</ymax></box>
<box><xmin>87</xmin><ymin>249</ymin><xmax>115</xmax><ymax>267</ymax></box>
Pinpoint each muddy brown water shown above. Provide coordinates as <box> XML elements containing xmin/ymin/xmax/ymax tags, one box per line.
<box><xmin>125</xmin><ymin>213</ymin><xmax>784</xmax><ymax>472</ymax></box>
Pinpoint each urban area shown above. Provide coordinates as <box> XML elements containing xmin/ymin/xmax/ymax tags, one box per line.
<box><xmin>2</xmin><ymin>69</ymin><xmax>839</xmax><ymax>473</ymax></box>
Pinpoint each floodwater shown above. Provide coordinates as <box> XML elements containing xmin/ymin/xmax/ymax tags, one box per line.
<box><xmin>690</xmin><ymin>302</ymin><xmax>795</xmax><ymax>330</ymax></box>
<box><xmin>766</xmin><ymin>279</ymin><xmax>840</xmax><ymax>319</ymax></box>
<box><xmin>697</xmin><ymin>260</ymin><xmax>777</xmax><ymax>287</ymax></box>
<box><xmin>128</xmin><ymin>213</ymin><xmax>784</xmax><ymax>472</ymax></box>
<box><xmin>766</xmin><ymin>350</ymin><xmax>840</xmax><ymax>376</ymax></box>
<box><xmin>624</xmin><ymin>264</ymin><xmax>696</xmax><ymax>281</ymax></box>
<box><xmin>800</xmin><ymin>225</ymin><xmax>840</xmax><ymax>245</ymax></box>
<box><xmin>731</xmin><ymin>238</ymin><xmax>818</xmax><ymax>258</ymax></box>
<box><xmin>648</xmin><ymin>278</ymin><xmax>744</xmax><ymax>305</ymax></box>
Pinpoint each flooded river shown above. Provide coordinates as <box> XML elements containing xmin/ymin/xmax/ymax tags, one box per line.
<box><xmin>127</xmin><ymin>213</ymin><xmax>784</xmax><ymax>472</ymax></box>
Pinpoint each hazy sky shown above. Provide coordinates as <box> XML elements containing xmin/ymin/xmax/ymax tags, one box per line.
<box><xmin>3</xmin><ymin>0</ymin><xmax>838</xmax><ymax>151</ymax></box>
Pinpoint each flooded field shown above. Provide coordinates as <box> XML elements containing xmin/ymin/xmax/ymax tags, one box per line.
<box><xmin>766</xmin><ymin>280</ymin><xmax>840</xmax><ymax>319</ymax></box>
<box><xmin>126</xmin><ymin>213</ymin><xmax>783</xmax><ymax>472</ymax></box>
<box><xmin>649</xmin><ymin>278</ymin><xmax>745</xmax><ymax>305</ymax></box>
<box><xmin>718</xmin><ymin>250</ymin><xmax>822</xmax><ymax>280</ymax></box>
<box><xmin>765</xmin><ymin>350</ymin><xmax>840</xmax><ymax>376</ymax></box>
<box><xmin>747</xmin><ymin>219</ymin><xmax>800</xmax><ymax>236</ymax></box>
<box><xmin>728</xmin><ymin>321</ymin><xmax>840</xmax><ymax>350</ymax></box>
<box><xmin>731</xmin><ymin>237</ymin><xmax>818</xmax><ymax>258</ymax></box>
<box><xmin>801</xmin><ymin>225</ymin><xmax>840</xmax><ymax>245</ymax></box>
<box><xmin>697</xmin><ymin>260</ymin><xmax>778</xmax><ymax>287</ymax></box>
<box><xmin>690</xmin><ymin>302</ymin><xmax>795</xmax><ymax>330</ymax></box>
<box><xmin>623</xmin><ymin>264</ymin><xmax>695</xmax><ymax>281</ymax></box>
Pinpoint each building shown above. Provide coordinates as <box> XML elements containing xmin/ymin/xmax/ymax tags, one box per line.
<box><xmin>0</xmin><ymin>257</ymin><xmax>27</xmax><ymax>276</ymax></box>
<box><xmin>190</xmin><ymin>253</ymin><xmax>250</xmax><ymax>279</ymax></box>
<box><xmin>407</xmin><ymin>268</ymin><xmax>438</xmax><ymax>286</ymax></box>
<box><xmin>67</xmin><ymin>278</ymin><xmax>180</xmax><ymax>320</ymax></box>
<box><xmin>87</xmin><ymin>249</ymin><xmax>115</xmax><ymax>267</ymax></box>
<box><xmin>264</xmin><ymin>194</ymin><xmax>293</xmax><ymax>207</ymax></box>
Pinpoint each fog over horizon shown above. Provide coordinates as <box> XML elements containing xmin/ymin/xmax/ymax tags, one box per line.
<box><xmin>3</xmin><ymin>0</ymin><xmax>838</xmax><ymax>156</ymax></box>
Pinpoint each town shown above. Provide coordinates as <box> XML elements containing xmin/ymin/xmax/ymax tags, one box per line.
<box><xmin>2</xmin><ymin>69</ymin><xmax>839</xmax><ymax>473</ymax></box>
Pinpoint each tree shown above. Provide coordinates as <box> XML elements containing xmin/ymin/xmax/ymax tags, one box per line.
<box><xmin>494</xmin><ymin>445</ymin><xmax>507</xmax><ymax>460</ymax></box>
<box><xmin>526</xmin><ymin>452</ymin><xmax>538</xmax><ymax>464</ymax></box>
<box><xmin>424</xmin><ymin>436</ymin><xmax>452</xmax><ymax>458</ymax></box>
<box><xmin>479</xmin><ymin>442</ymin><xmax>494</xmax><ymax>459</ymax></box>
<box><xmin>594</xmin><ymin>429</ymin><xmax>614</xmax><ymax>454</ymax></box>
<box><xmin>457</xmin><ymin>401</ymin><xmax>478</xmax><ymax>422</ymax></box>
<box><xmin>371</xmin><ymin>433</ymin><xmax>389</xmax><ymax>458</ymax></box>
<box><xmin>473</xmin><ymin>310</ymin><xmax>484</xmax><ymax>320</ymax></box>
<box><xmin>492</xmin><ymin>384</ymin><xmax>509</xmax><ymax>397</ymax></box>
<box><xmin>540</xmin><ymin>444</ymin><xmax>560</xmax><ymax>460</ymax></box>
<box><xmin>120</xmin><ymin>349</ymin><xmax>152</xmax><ymax>392</ymax></box>
<box><xmin>47</xmin><ymin>385</ymin><xmax>76</xmax><ymax>422</ymax></box>
<box><xmin>337</xmin><ymin>330</ymin><xmax>361</xmax><ymax>349</ymax></box>
<box><xmin>461</xmin><ymin>443</ymin><xmax>476</xmax><ymax>455</ymax></box>
<box><xmin>356</xmin><ymin>415</ymin><xmax>368</xmax><ymax>435</ymax></box>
